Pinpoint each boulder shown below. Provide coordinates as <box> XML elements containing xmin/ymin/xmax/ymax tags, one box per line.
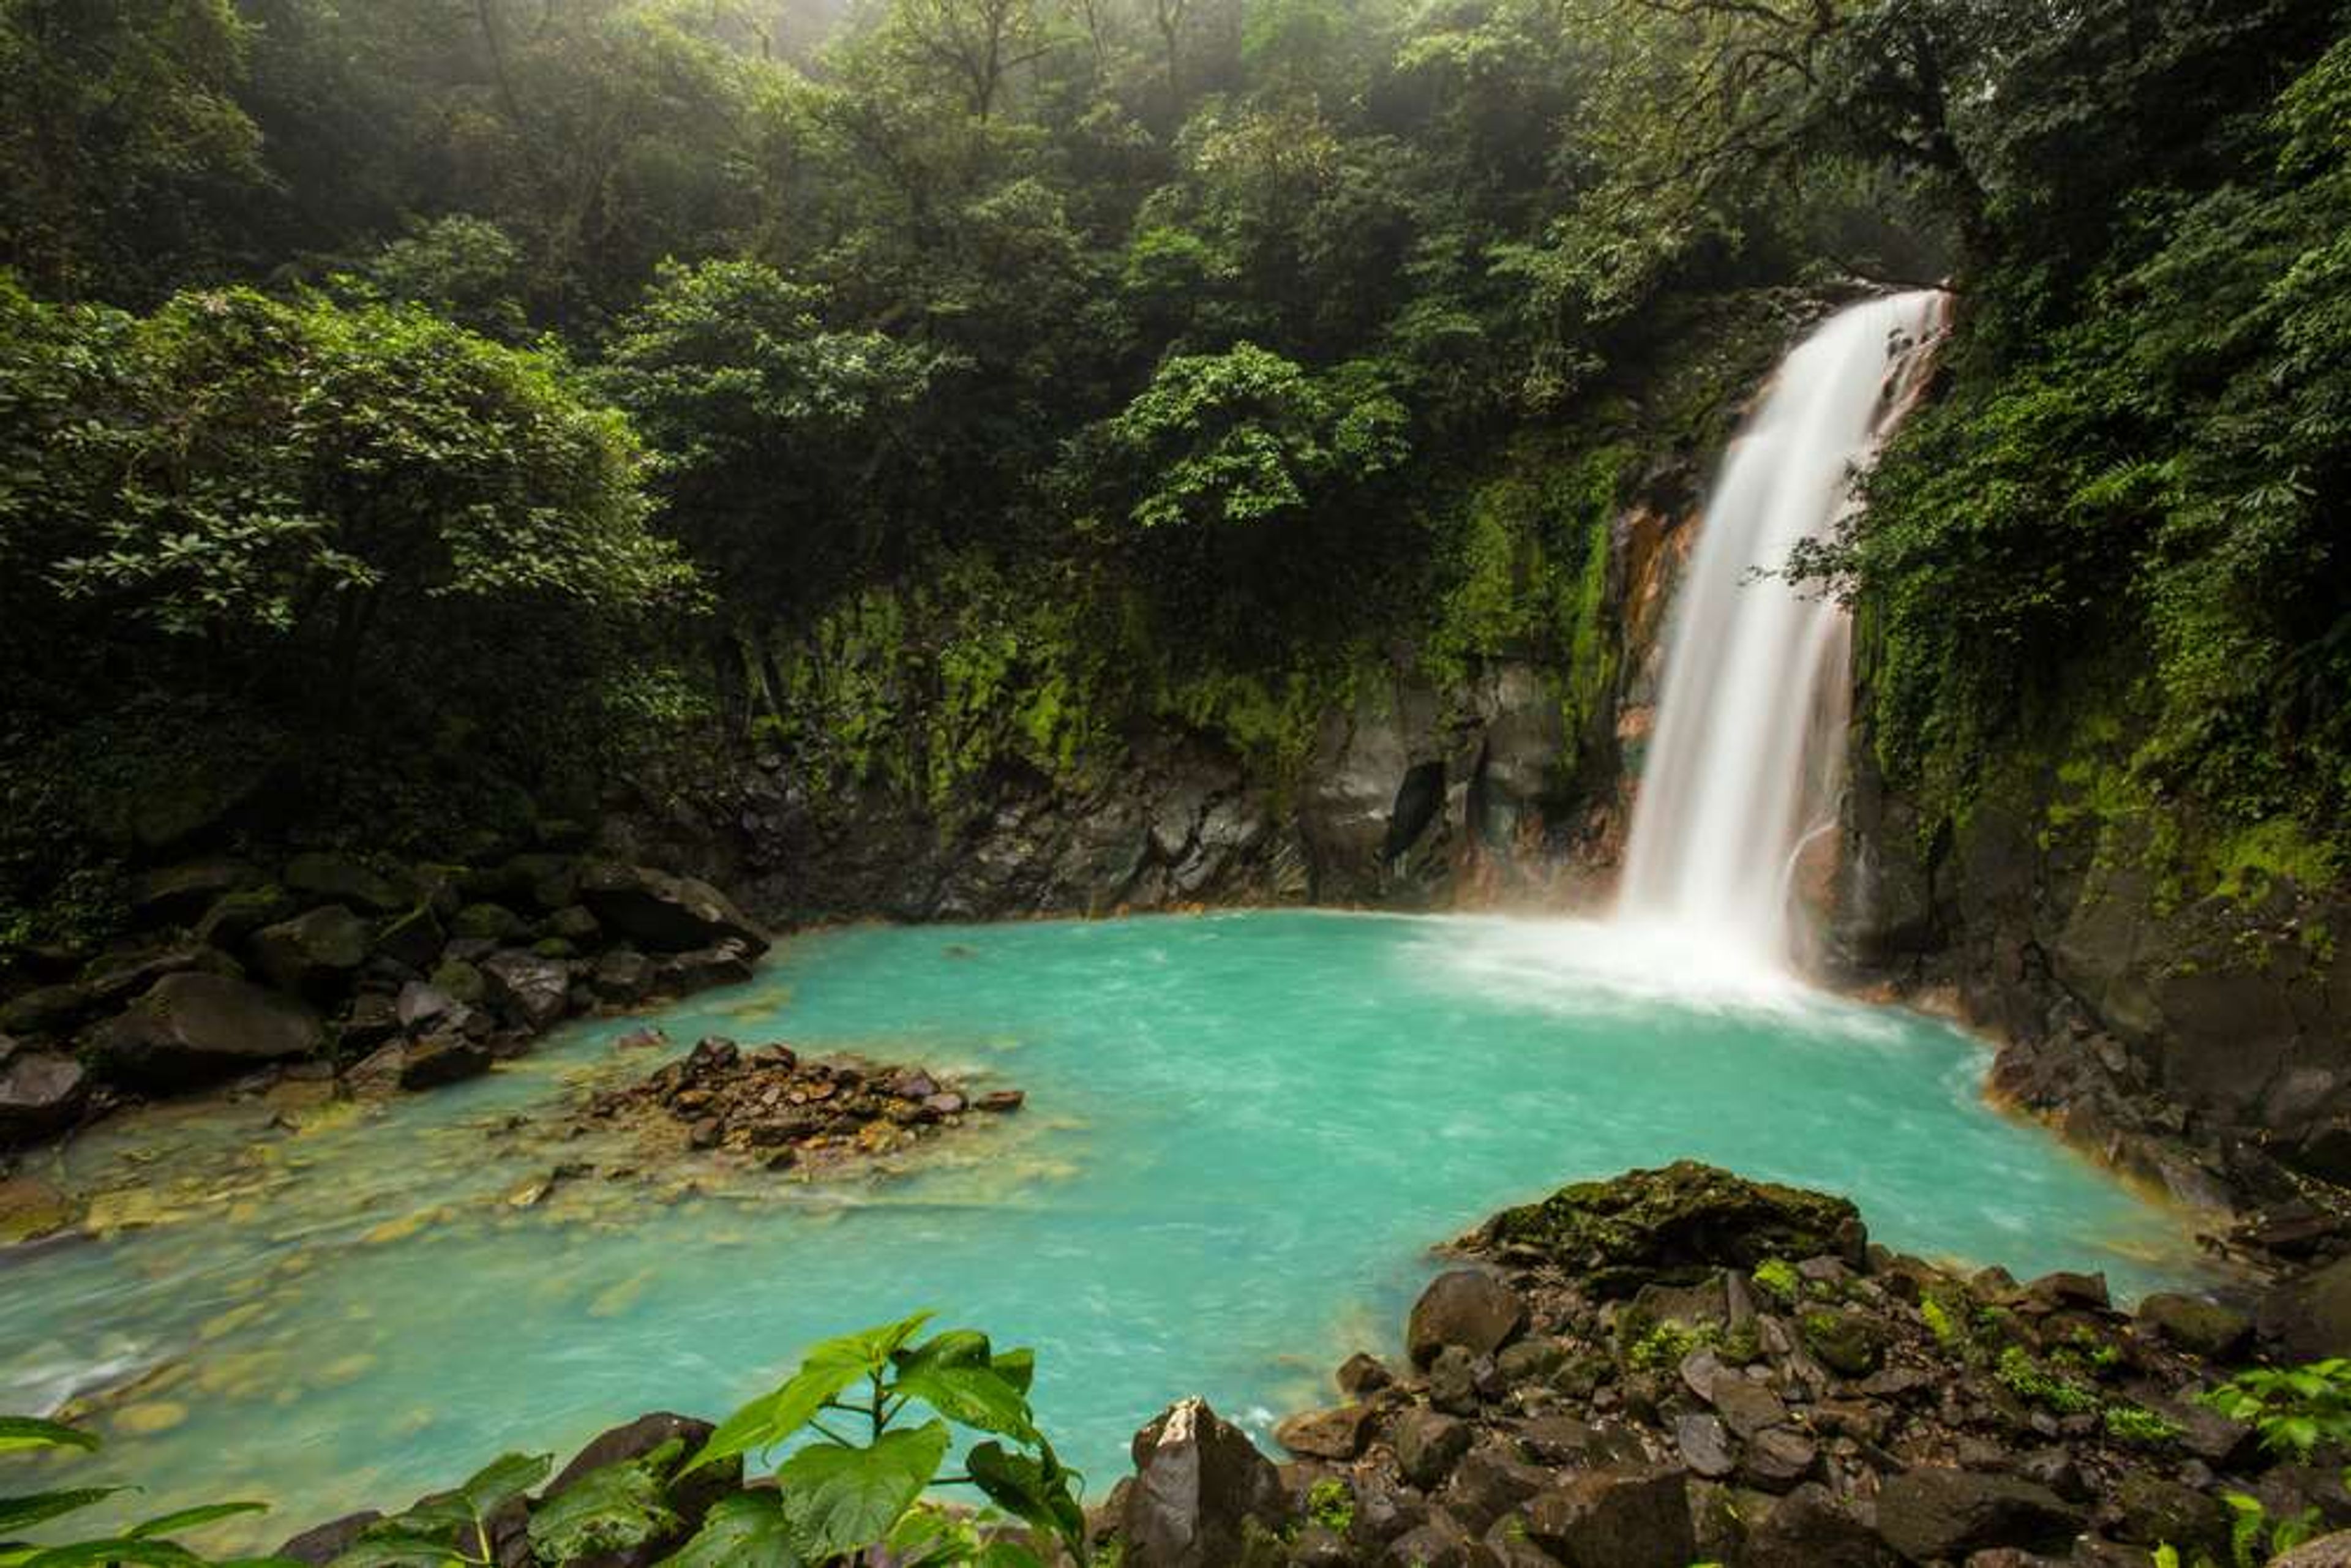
<box><xmin>397</xmin><ymin>1034</ymin><xmax>494</xmax><ymax>1091</ymax></box>
<box><xmin>1743</xmin><ymin>1484</ymin><xmax>1896</xmax><ymax>1568</ymax></box>
<box><xmin>195</xmin><ymin>887</ymin><xmax>299</xmax><ymax>951</ymax></box>
<box><xmin>1521</xmin><ymin>1466</ymin><xmax>1694</xmax><ymax>1568</ymax></box>
<box><xmin>285</xmin><ymin>853</ymin><xmax>407</xmax><ymax>913</ymax></box>
<box><xmin>1120</xmin><ymin>1397</ymin><xmax>1288</xmax><ymax>1567</ymax></box>
<box><xmin>81</xmin><ymin>943</ymin><xmax>239</xmax><ymax>1005</ymax></box>
<box><xmin>451</xmin><ymin>902</ymin><xmax>531</xmax><ymax>943</ymax></box>
<box><xmin>1471</xmin><ymin>1161</ymin><xmax>1865</xmax><ymax>1293</ymax></box>
<box><xmin>340</xmin><ymin>992</ymin><xmax>402</xmax><ymax>1052</ymax></box>
<box><xmin>1799</xmin><ymin>1308</ymin><xmax>1887</xmax><ymax>1377</ymax></box>
<box><xmin>1409</xmin><ymin>1270</ymin><xmax>1529</xmax><ymax>1366</ymax></box>
<box><xmin>430</xmin><ymin>959</ymin><xmax>488</xmax><ymax>1007</ymax></box>
<box><xmin>591</xmin><ymin>949</ymin><xmax>654</xmax><ymax>1003</ymax></box>
<box><xmin>481</xmin><ymin>951</ymin><xmax>569</xmax><ymax>1032</ymax></box>
<box><xmin>0</xmin><ymin>1051</ymin><xmax>89</xmax><ymax>1144</ymax></box>
<box><xmin>547</xmin><ymin>906</ymin><xmax>601</xmax><ymax>944</ymax></box>
<box><xmin>274</xmin><ymin>1512</ymin><xmax>384</xmax><ymax>1566</ymax></box>
<box><xmin>1393</xmin><ymin>1408</ymin><xmax>1473</xmax><ymax>1489</ymax></box>
<box><xmin>577</xmin><ymin>863</ymin><xmax>768</xmax><ymax>956</ymax></box>
<box><xmin>396</xmin><ymin>982</ymin><xmax>462</xmax><ymax>1035</ymax></box>
<box><xmin>2137</xmin><ymin>1291</ymin><xmax>2254</xmax><ymax>1360</ymax></box>
<box><xmin>1443</xmin><ymin>1440</ymin><xmax>1548</xmax><ymax>1534</ymax></box>
<box><xmin>2275</xmin><ymin>1532</ymin><xmax>2351</xmax><ymax>1567</ymax></box>
<box><xmin>250</xmin><ymin>905</ymin><xmax>370</xmax><ymax>1000</ymax></box>
<box><xmin>1673</xmin><ymin>1413</ymin><xmax>1734</xmax><ymax>1480</ymax></box>
<box><xmin>2260</xmin><ymin>1255</ymin><xmax>2351</xmax><ymax>1362</ymax></box>
<box><xmin>1273</xmin><ymin>1403</ymin><xmax>1378</xmax><ymax>1461</ymax></box>
<box><xmin>131</xmin><ymin>858</ymin><xmax>264</xmax><ymax>928</ymax></box>
<box><xmin>0</xmin><ymin>982</ymin><xmax>96</xmax><ymax>1035</ymax></box>
<box><xmin>653</xmin><ymin>941</ymin><xmax>757</xmax><ymax>996</ymax></box>
<box><xmin>1337</xmin><ymin>1352</ymin><xmax>1393</xmax><ymax>1397</ymax></box>
<box><xmin>2113</xmin><ymin>1471</ymin><xmax>2230</xmax><ymax>1561</ymax></box>
<box><xmin>89</xmin><ymin>973</ymin><xmax>323</xmax><ymax>1093</ymax></box>
<box><xmin>1872</xmin><ymin>1468</ymin><xmax>2083</xmax><ymax>1562</ymax></box>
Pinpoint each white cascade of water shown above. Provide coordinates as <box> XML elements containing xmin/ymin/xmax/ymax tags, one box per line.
<box><xmin>1618</xmin><ymin>290</ymin><xmax>1949</xmax><ymax>969</ymax></box>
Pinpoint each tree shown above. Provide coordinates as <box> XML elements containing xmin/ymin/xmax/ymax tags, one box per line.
<box><xmin>0</xmin><ymin>0</ymin><xmax>264</xmax><ymax>301</ymax></box>
<box><xmin>31</xmin><ymin>287</ymin><xmax>694</xmax><ymax>709</ymax></box>
<box><xmin>884</xmin><ymin>0</ymin><xmax>1059</xmax><ymax>121</ymax></box>
<box><xmin>1074</xmin><ymin>341</ymin><xmax>1406</xmax><ymax>532</ymax></box>
<box><xmin>600</xmin><ymin>258</ymin><xmax>941</xmax><ymax>632</ymax></box>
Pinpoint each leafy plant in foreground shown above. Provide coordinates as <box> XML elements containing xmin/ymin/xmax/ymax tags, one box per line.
<box><xmin>671</xmin><ymin>1311</ymin><xmax>1086</xmax><ymax>1566</ymax></box>
<box><xmin>0</xmin><ymin>1414</ymin><xmax>279</xmax><ymax>1567</ymax></box>
<box><xmin>324</xmin><ymin>1451</ymin><xmax>552</xmax><ymax>1567</ymax></box>
<box><xmin>2203</xmin><ymin>1359</ymin><xmax>2351</xmax><ymax>1460</ymax></box>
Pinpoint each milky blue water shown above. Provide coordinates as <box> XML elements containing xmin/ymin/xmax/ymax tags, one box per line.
<box><xmin>0</xmin><ymin>912</ymin><xmax>2206</xmax><ymax>1547</ymax></box>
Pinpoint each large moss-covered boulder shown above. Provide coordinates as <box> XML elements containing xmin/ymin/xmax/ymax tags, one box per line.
<box><xmin>88</xmin><ymin>973</ymin><xmax>323</xmax><ymax>1093</ymax></box>
<box><xmin>1468</xmin><ymin>1161</ymin><xmax>1865</xmax><ymax>1294</ymax></box>
<box><xmin>577</xmin><ymin>863</ymin><xmax>767</xmax><ymax>956</ymax></box>
<box><xmin>250</xmin><ymin>905</ymin><xmax>369</xmax><ymax>1000</ymax></box>
<box><xmin>284</xmin><ymin>852</ymin><xmax>407</xmax><ymax>914</ymax></box>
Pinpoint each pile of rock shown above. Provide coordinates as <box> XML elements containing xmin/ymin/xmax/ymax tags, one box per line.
<box><xmin>570</xmin><ymin>1035</ymin><xmax>1025</xmax><ymax>1170</ymax></box>
<box><xmin>1092</xmin><ymin>1161</ymin><xmax>2351</xmax><ymax>1566</ymax></box>
<box><xmin>0</xmin><ymin>850</ymin><xmax>772</xmax><ymax>1149</ymax></box>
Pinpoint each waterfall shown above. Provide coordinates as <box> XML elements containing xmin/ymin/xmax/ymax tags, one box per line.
<box><xmin>1619</xmin><ymin>290</ymin><xmax>1949</xmax><ymax>969</ymax></box>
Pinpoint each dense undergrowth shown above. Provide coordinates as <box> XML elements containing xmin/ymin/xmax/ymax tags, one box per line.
<box><xmin>1</xmin><ymin>0</ymin><xmax>2347</xmax><ymax>949</ymax></box>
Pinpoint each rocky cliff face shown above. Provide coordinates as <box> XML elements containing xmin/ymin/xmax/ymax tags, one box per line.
<box><xmin>1828</xmin><ymin>696</ymin><xmax>2351</xmax><ymax>1204</ymax></box>
<box><xmin>641</xmin><ymin>646</ymin><xmax>1647</xmax><ymax>926</ymax></box>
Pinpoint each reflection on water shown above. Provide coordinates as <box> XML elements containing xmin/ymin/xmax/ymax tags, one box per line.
<box><xmin>0</xmin><ymin>911</ymin><xmax>2208</xmax><ymax>1549</ymax></box>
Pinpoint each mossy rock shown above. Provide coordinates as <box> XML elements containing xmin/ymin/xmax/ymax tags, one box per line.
<box><xmin>1470</xmin><ymin>1161</ymin><xmax>1865</xmax><ymax>1296</ymax></box>
<box><xmin>451</xmin><ymin>902</ymin><xmax>530</xmax><ymax>942</ymax></box>
<box><xmin>1799</xmin><ymin>1308</ymin><xmax>1887</xmax><ymax>1378</ymax></box>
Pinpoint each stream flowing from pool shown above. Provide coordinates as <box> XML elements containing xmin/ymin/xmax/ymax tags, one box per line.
<box><xmin>3</xmin><ymin>911</ymin><xmax>2205</xmax><ymax>1545</ymax></box>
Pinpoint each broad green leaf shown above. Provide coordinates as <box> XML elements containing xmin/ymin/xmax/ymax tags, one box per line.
<box><xmin>687</xmin><ymin>1313</ymin><xmax>936</xmax><ymax>1476</ymax></box>
<box><xmin>685</xmin><ymin>1360</ymin><xmax>863</xmax><ymax>1477</ymax></box>
<box><xmin>324</xmin><ymin>1528</ymin><xmax>462</xmax><ymax>1567</ymax></box>
<box><xmin>128</xmin><ymin>1500</ymin><xmax>271</xmax><ymax>1538</ymax></box>
<box><xmin>20</xmin><ymin>1540</ymin><xmax>207</xmax><ymax>1567</ymax></box>
<box><xmin>454</xmin><ymin>1451</ymin><xmax>550</xmax><ymax>1518</ymax></box>
<box><xmin>893</xmin><ymin>1332</ymin><xmax>1038</xmax><ymax>1440</ymax></box>
<box><xmin>775</xmin><ymin>1422</ymin><xmax>950</xmax><ymax>1558</ymax></box>
<box><xmin>526</xmin><ymin>1441</ymin><xmax>681</xmax><ymax>1564</ymax></box>
<box><xmin>0</xmin><ymin>1488</ymin><xmax>124</xmax><ymax>1534</ymax></box>
<box><xmin>655</xmin><ymin>1492</ymin><xmax>803</xmax><ymax>1568</ymax></box>
<box><xmin>990</xmin><ymin>1349</ymin><xmax>1037</xmax><ymax>1397</ymax></box>
<box><xmin>893</xmin><ymin>1362</ymin><xmax>1036</xmax><ymax>1442</ymax></box>
<box><xmin>0</xmin><ymin>1420</ymin><xmax>100</xmax><ymax>1457</ymax></box>
<box><xmin>966</xmin><ymin>1440</ymin><xmax>1086</xmax><ymax>1551</ymax></box>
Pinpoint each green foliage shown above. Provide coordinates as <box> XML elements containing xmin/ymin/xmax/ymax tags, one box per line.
<box><xmin>1623</xmin><ymin>1321</ymin><xmax>1703</xmax><ymax>1373</ymax></box>
<box><xmin>677</xmin><ymin>1311</ymin><xmax>1084</xmax><ymax>1566</ymax></box>
<box><xmin>328</xmin><ymin>1450</ymin><xmax>552</xmax><ymax>1567</ymax></box>
<box><xmin>1919</xmin><ymin>1296</ymin><xmax>1962</xmax><ymax>1346</ymax></box>
<box><xmin>1303</xmin><ymin>1478</ymin><xmax>1352</xmax><ymax>1535</ymax></box>
<box><xmin>2204</xmin><ymin>1359</ymin><xmax>2351</xmax><ymax>1459</ymax></box>
<box><xmin>1995</xmin><ymin>1346</ymin><xmax>2098</xmax><ymax>1417</ymax></box>
<box><xmin>2216</xmin><ymin>1491</ymin><xmax>2324</xmax><ymax>1568</ymax></box>
<box><xmin>1074</xmin><ymin>343</ymin><xmax>1407</xmax><ymax>535</ymax></box>
<box><xmin>2101</xmin><ymin>1403</ymin><xmax>2183</xmax><ymax>1447</ymax></box>
<box><xmin>0</xmin><ymin>1413</ymin><xmax>276</xmax><ymax>1567</ymax></box>
<box><xmin>1798</xmin><ymin>25</ymin><xmax>2351</xmax><ymax>877</ymax></box>
<box><xmin>1751</xmin><ymin>1259</ymin><xmax>1801</xmax><ymax>1305</ymax></box>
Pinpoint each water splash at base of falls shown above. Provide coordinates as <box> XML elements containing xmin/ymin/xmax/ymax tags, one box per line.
<box><xmin>1619</xmin><ymin>290</ymin><xmax>1949</xmax><ymax>969</ymax></box>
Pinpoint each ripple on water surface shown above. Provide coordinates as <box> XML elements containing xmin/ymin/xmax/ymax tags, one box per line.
<box><xmin>0</xmin><ymin>910</ymin><xmax>2208</xmax><ymax>1546</ymax></box>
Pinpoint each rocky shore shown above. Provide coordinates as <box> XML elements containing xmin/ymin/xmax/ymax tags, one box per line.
<box><xmin>0</xmin><ymin>842</ymin><xmax>774</xmax><ymax>1178</ymax></box>
<box><xmin>564</xmin><ymin>1032</ymin><xmax>1026</xmax><ymax>1172</ymax></box>
<box><xmin>266</xmin><ymin>1163</ymin><xmax>2351</xmax><ymax>1567</ymax></box>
